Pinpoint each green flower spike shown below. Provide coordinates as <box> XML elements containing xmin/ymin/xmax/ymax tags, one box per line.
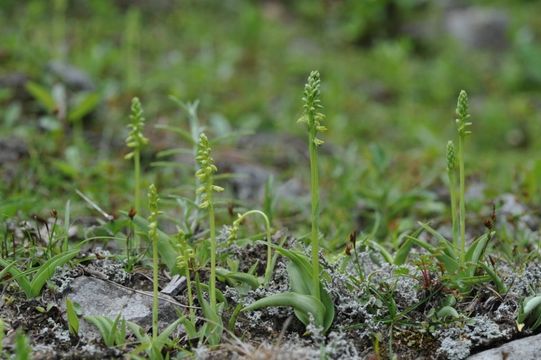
<box><xmin>195</xmin><ymin>132</ymin><xmax>222</xmax><ymax>309</ymax></box>
<box><xmin>147</xmin><ymin>183</ymin><xmax>162</xmax><ymax>341</ymax></box>
<box><xmin>126</xmin><ymin>97</ymin><xmax>149</xmax><ymax>216</ymax></box>
<box><xmin>446</xmin><ymin>140</ymin><xmax>456</xmax><ymax>172</ymax></box>
<box><xmin>455</xmin><ymin>90</ymin><xmax>472</xmax><ymax>137</ymax></box>
<box><xmin>298</xmin><ymin>70</ymin><xmax>327</xmax><ymax>146</ymax></box>
<box><xmin>125</xmin><ymin>97</ymin><xmax>149</xmax><ymax>159</ymax></box>
<box><xmin>195</xmin><ymin>133</ymin><xmax>224</xmax><ymax>209</ymax></box>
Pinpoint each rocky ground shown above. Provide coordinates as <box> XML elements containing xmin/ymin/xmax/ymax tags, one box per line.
<box><xmin>1</xmin><ymin>217</ymin><xmax>540</xmax><ymax>359</ymax></box>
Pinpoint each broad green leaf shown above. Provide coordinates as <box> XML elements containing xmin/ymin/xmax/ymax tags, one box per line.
<box><xmin>478</xmin><ymin>263</ymin><xmax>506</xmax><ymax>293</ymax></box>
<box><xmin>195</xmin><ymin>278</ymin><xmax>223</xmax><ymax>345</ymax></box>
<box><xmin>179</xmin><ymin>316</ymin><xmax>198</xmax><ymax>339</ymax></box>
<box><xmin>85</xmin><ymin>315</ymin><xmax>115</xmax><ymax>347</ymax></box>
<box><xmin>287</xmin><ymin>260</ymin><xmax>311</xmax><ymax>295</ymax></box>
<box><xmin>520</xmin><ymin>295</ymin><xmax>541</xmax><ymax>322</ymax></box>
<box><xmin>243</xmin><ymin>292</ymin><xmax>326</xmax><ymax>327</ymax></box>
<box><xmin>0</xmin><ymin>259</ymin><xmax>33</xmax><ymax>297</ymax></box>
<box><xmin>31</xmin><ymin>249</ymin><xmax>79</xmax><ymax>297</ymax></box>
<box><xmin>320</xmin><ymin>283</ymin><xmax>335</xmax><ymax>332</ymax></box>
<box><xmin>437</xmin><ymin>306</ymin><xmax>459</xmax><ymax>319</ymax></box>
<box><xmin>68</xmin><ymin>92</ymin><xmax>100</xmax><ymax>122</ymax></box>
<box><xmin>198</xmin><ymin>283</ymin><xmax>227</xmax><ymax>305</ymax></box>
<box><xmin>368</xmin><ymin>240</ymin><xmax>394</xmax><ymax>264</ymax></box>
<box><xmin>216</xmin><ymin>268</ymin><xmax>260</xmax><ymax>289</ymax></box>
<box><xmin>66</xmin><ymin>298</ymin><xmax>79</xmax><ymax>336</ymax></box>
<box><xmin>127</xmin><ymin>321</ymin><xmax>149</xmax><ymax>343</ymax></box>
<box><xmin>25</xmin><ymin>82</ymin><xmax>55</xmax><ymax>112</ymax></box>
<box><xmin>286</xmin><ymin>261</ymin><xmax>312</xmax><ymax>325</ymax></box>
<box><xmin>0</xmin><ymin>261</ymin><xmax>19</xmax><ymax>281</ymax></box>
<box><xmin>155</xmin><ymin>318</ymin><xmax>183</xmax><ymax>349</ymax></box>
<box><xmin>464</xmin><ymin>232</ymin><xmax>492</xmax><ymax>277</ymax></box>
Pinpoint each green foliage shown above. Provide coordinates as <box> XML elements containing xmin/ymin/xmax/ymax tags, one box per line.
<box><xmin>454</xmin><ymin>90</ymin><xmax>472</xmax><ymax>258</ymax></box>
<box><xmin>194</xmin><ymin>274</ymin><xmax>223</xmax><ymax>346</ymax></box>
<box><xmin>126</xmin><ymin>97</ymin><xmax>149</xmax><ymax>215</ymax></box>
<box><xmin>405</xmin><ymin>222</ymin><xmax>503</xmax><ymax>294</ymax></box>
<box><xmin>128</xmin><ymin>214</ymin><xmax>178</xmax><ymax>271</ymax></box>
<box><xmin>227</xmin><ymin>209</ymin><xmax>274</xmax><ymax>285</ymax></box>
<box><xmin>195</xmin><ymin>132</ymin><xmax>223</xmax><ymax>311</ymax></box>
<box><xmin>148</xmin><ymin>183</ymin><xmax>161</xmax><ymax>341</ymax></box>
<box><xmin>0</xmin><ymin>317</ymin><xmax>4</xmax><ymax>355</ymax></box>
<box><xmin>85</xmin><ymin>314</ymin><xmax>127</xmax><ymax>348</ymax></box>
<box><xmin>25</xmin><ymin>81</ymin><xmax>56</xmax><ymax>113</ymax></box>
<box><xmin>0</xmin><ymin>248</ymin><xmax>79</xmax><ymax>298</ymax></box>
<box><xmin>243</xmin><ymin>245</ymin><xmax>335</xmax><ymax>333</ymax></box>
<box><xmin>176</xmin><ymin>231</ymin><xmax>195</xmax><ymax>321</ymax></box>
<box><xmin>298</xmin><ymin>70</ymin><xmax>326</xmax><ymax>302</ymax></box>
<box><xmin>14</xmin><ymin>329</ymin><xmax>32</xmax><ymax>360</ymax></box>
<box><xmin>517</xmin><ymin>294</ymin><xmax>541</xmax><ymax>331</ymax></box>
<box><xmin>128</xmin><ymin>318</ymin><xmax>183</xmax><ymax>359</ymax></box>
<box><xmin>447</xmin><ymin>140</ymin><xmax>459</xmax><ymax>248</ymax></box>
<box><xmin>66</xmin><ymin>298</ymin><xmax>80</xmax><ymax>337</ymax></box>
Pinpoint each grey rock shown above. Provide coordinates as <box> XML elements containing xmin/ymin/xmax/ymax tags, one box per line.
<box><xmin>0</xmin><ymin>72</ymin><xmax>31</xmax><ymax>100</ymax></box>
<box><xmin>445</xmin><ymin>7</ymin><xmax>509</xmax><ymax>51</ymax></box>
<box><xmin>0</xmin><ymin>137</ymin><xmax>27</xmax><ymax>164</ymax></box>
<box><xmin>230</xmin><ymin>163</ymin><xmax>274</xmax><ymax>201</ymax></box>
<box><xmin>63</xmin><ymin>276</ymin><xmax>182</xmax><ymax>340</ymax></box>
<box><xmin>467</xmin><ymin>333</ymin><xmax>541</xmax><ymax>360</ymax></box>
<box><xmin>0</xmin><ymin>137</ymin><xmax>28</xmax><ymax>183</ymax></box>
<box><xmin>47</xmin><ymin>61</ymin><xmax>95</xmax><ymax>91</ymax></box>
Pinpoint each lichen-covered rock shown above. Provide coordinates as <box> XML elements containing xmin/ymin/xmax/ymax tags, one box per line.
<box><xmin>467</xmin><ymin>333</ymin><xmax>541</xmax><ymax>360</ymax></box>
<box><xmin>62</xmin><ymin>276</ymin><xmax>181</xmax><ymax>340</ymax></box>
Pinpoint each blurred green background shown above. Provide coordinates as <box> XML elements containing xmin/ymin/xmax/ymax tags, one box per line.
<box><xmin>1</xmin><ymin>0</ymin><xmax>541</xmax><ymax>248</ymax></box>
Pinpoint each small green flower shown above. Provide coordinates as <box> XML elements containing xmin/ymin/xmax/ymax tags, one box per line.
<box><xmin>125</xmin><ymin>97</ymin><xmax>149</xmax><ymax>159</ymax></box>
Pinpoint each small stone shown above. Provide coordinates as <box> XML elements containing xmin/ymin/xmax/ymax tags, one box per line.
<box><xmin>445</xmin><ymin>7</ymin><xmax>509</xmax><ymax>51</ymax></box>
<box><xmin>467</xmin><ymin>333</ymin><xmax>541</xmax><ymax>360</ymax></box>
<box><xmin>62</xmin><ymin>276</ymin><xmax>182</xmax><ymax>340</ymax></box>
<box><xmin>47</xmin><ymin>61</ymin><xmax>95</xmax><ymax>91</ymax></box>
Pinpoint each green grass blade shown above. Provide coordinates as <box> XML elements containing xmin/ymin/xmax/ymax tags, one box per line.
<box><xmin>478</xmin><ymin>263</ymin><xmax>506</xmax><ymax>294</ymax></box>
<box><xmin>155</xmin><ymin>318</ymin><xmax>183</xmax><ymax>349</ymax></box>
<box><xmin>66</xmin><ymin>298</ymin><xmax>79</xmax><ymax>336</ymax></box>
<box><xmin>368</xmin><ymin>240</ymin><xmax>394</xmax><ymax>264</ymax></box>
<box><xmin>85</xmin><ymin>315</ymin><xmax>114</xmax><ymax>347</ymax></box>
<box><xmin>30</xmin><ymin>249</ymin><xmax>79</xmax><ymax>297</ymax></box>
<box><xmin>0</xmin><ymin>259</ymin><xmax>33</xmax><ymax>297</ymax></box>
